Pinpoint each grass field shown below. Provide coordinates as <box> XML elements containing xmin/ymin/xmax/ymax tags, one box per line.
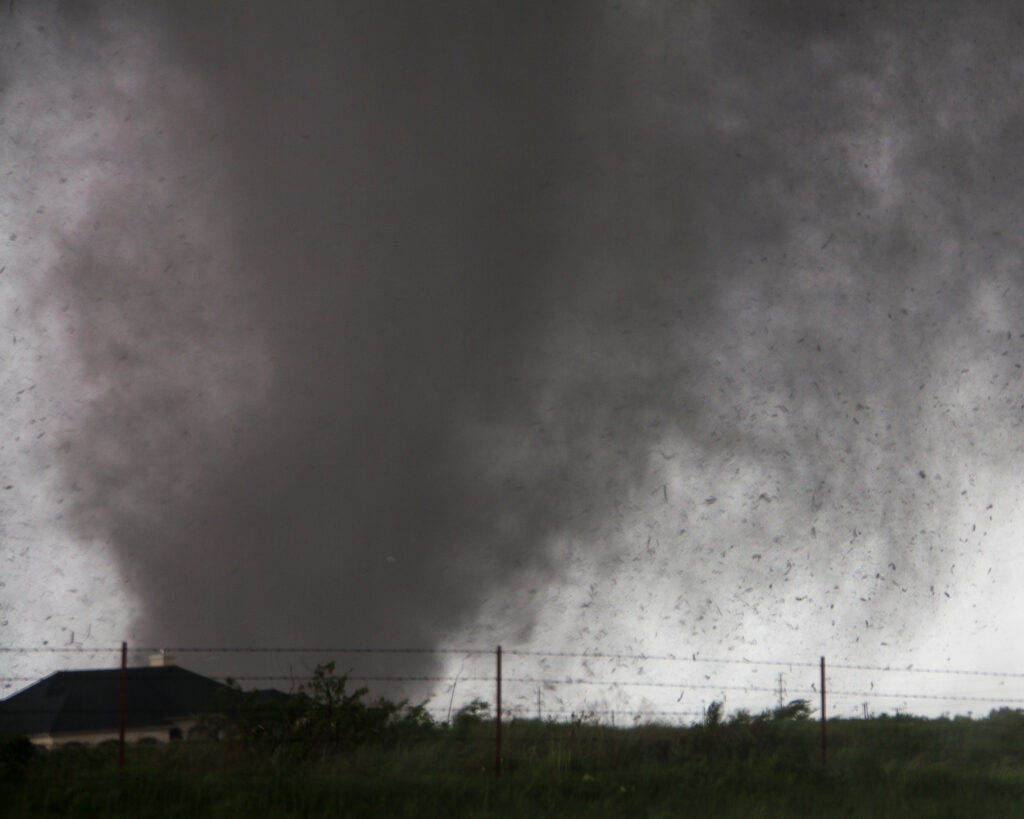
<box><xmin>4</xmin><ymin>691</ymin><xmax>1024</xmax><ymax>817</ymax></box>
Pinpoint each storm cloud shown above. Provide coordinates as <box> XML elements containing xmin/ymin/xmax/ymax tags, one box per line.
<box><xmin>5</xmin><ymin>2</ymin><xmax>1024</xmax><ymax>691</ymax></box>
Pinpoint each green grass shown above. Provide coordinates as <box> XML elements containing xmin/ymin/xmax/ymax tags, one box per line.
<box><xmin>4</xmin><ymin>711</ymin><xmax>1024</xmax><ymax>817</ymax></box>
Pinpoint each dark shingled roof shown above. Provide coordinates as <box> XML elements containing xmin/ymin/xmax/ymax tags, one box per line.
<box><xmin>0</xmin><ymin>665</ymin><xmax>231</xmax><ymax>737</ymax></box>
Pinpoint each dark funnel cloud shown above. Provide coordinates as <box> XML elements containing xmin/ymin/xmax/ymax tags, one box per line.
<box><xmin>15</xmin><ymin>1</ymin><xmax>1024</xmax><ymax>681</ymax></box>
<box><xmin>46</xmin><ymin>1</ymin><xmax>601</xmax><ymax>664</ymax></box>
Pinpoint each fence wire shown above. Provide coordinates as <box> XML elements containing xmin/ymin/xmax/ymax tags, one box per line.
<box><xmin>4</xmin><ymin>645</ymin><xmax>1024</xmax><ymax>722</ymax></box>
<box><xmin>5</xmin><ymin>645</ymin><xmax>1024</xmax><ymax>679</ymax></box>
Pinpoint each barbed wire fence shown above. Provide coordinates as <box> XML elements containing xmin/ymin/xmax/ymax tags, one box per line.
<box><xmin>6</xmin><ymin>644</ymin><xmax>1024</xmax><ymax>775</ymax></box>
<box><xmin>4</xmin><ymin>643</ymin><xmax>1024</xmax><ymax>725</ymax></box>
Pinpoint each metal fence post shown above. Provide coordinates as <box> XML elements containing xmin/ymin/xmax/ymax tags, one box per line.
<box><xmin>119</xmin><ymin>641</ymin><xmax>127</xmax><ymax>769</ymax></box>
<box><xmin>820</xmin><ymin>655</ymin><xmax>826</xmax><ymax>765</ymax></box>
<box><xmin>495</xmin><ymin>645</ymin><xmax>502</xmax><ymax>777</ymax></box>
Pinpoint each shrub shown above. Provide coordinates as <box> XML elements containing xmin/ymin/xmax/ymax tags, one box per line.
<box><xmin>772</xmin><ymin>699</ymin><xmax>811</xmax><ymax>721</ymax></box>
<box><xmin>0</xmin><ymin>732</ymin><xmax>35</xmax><ymax>782</ymax></box>
<box><xmin>451</xmin><ymin>698</ymin><xmax>489</xmax><ymax>741</ymax></box>
<box><xmin>194</xmin><ymin>663</ymin><xmax>434</xmax><ymax>755</ymax></box>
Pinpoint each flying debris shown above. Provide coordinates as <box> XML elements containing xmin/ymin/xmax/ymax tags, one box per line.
<box><xmin>5</xmin><ymin>0</ymin><xmax>1024</xmax><ymax>710</ymax></box>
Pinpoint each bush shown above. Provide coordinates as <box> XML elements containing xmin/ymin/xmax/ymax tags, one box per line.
<box><xmin>0</xmin><ymin>732</ymin><xmax>35</xmax><ymax>782</ymax></box>
<box><xmin>194</xmin><ymin>663</ymin><xmax>434</xmax><ymax>755</ymax></box>
<box><xmin>451</xmin><ymin>698</ymin><xmax>489</xmax><ymax>741</ymax></box>
<box><xmin>772</xmin><ymin>699</ymin><xmax>811</xmax><ymax>721</ymax></box>
<box><xmin>704</xmin><ymin>700</ymin><xmax>724</xmax><ymax>728</ymax></box>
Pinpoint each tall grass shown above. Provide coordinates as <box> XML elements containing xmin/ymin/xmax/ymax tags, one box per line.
<box><xmin>4</xmin><ymin>708</ymin><xmax>1024</xmax><ymax>817</ymax></box>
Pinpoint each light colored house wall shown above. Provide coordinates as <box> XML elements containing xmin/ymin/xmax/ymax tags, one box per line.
<box><xmin>28</xmin><ymin>718</ymin><xmax>198</xmax><ymax>747</ymax></box>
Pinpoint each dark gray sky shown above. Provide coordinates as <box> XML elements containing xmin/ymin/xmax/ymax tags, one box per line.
<box><xmin>4</xmin><ymin>1</ymin><xmax>1024</xmax><ymax>710</ymax></box>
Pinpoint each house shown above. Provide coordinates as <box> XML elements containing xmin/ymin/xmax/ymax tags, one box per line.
<box><xmin>0</xmin><ymin>655</ymin><xmax>233</xmax><ymax>747</ymax></box>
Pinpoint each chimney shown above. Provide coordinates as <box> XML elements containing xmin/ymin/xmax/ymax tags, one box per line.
<box><xmin>149</xmin><ymin>650</ymin><xmax>175</xmax><ymax>667</ymax></box>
